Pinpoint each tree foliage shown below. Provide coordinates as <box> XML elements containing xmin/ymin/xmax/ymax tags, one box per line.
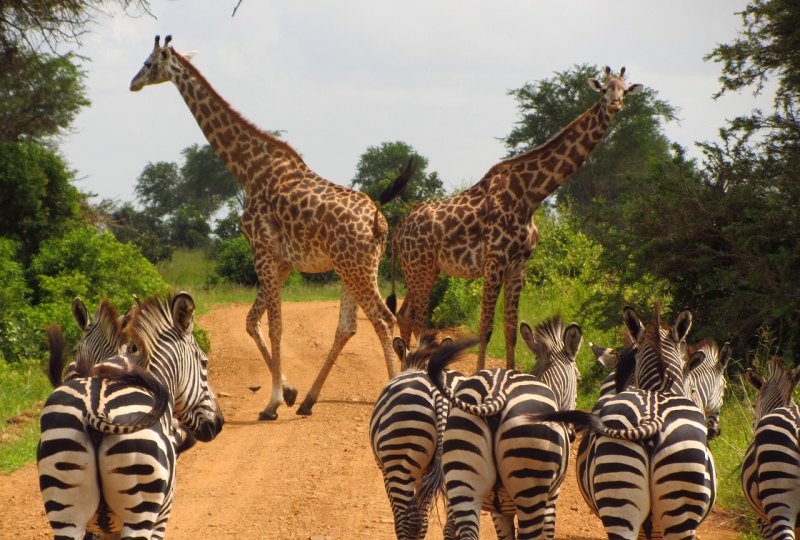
<box><xmin>0</xmin><ymin>141</ymin><xmax>82</xmax><ymax>264</ymax></box>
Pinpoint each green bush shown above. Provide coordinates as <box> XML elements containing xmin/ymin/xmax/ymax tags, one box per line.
<box><xmin>212</xmin><ymin>235</ymin><xmax>257</xmax><ymax>287</ymax></box>
<box><xmin>0</xmin><ymin>239</ymin><xmax>37</xmax><ymax>362</ymax></box>
<box><xmin>26</xmin><ymin>223</ymin><xmax>169</xmax><ymax>352</ymax></box>
<box><xmin>431</xmin><ymin>277</ymin><xmax>482</xmax><ymax>328</ymax></box>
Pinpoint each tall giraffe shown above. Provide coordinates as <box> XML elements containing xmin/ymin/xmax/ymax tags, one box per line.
<box><xmin>130</xmin><ymin>35</ymin><xmax>412</xmax><ymax>420</ymax></box>
<box><xmin>389</xmin><ymin>66</ymin><xmax>642</xmax><ymax>371</ymax></box>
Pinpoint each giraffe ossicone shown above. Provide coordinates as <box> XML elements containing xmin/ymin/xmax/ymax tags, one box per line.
<box><xmin>131</xmin><ymin>35</ymin><xmax>413</xmax><ymax>420</ymax></box>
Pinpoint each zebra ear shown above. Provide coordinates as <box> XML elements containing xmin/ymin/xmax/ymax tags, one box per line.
<box><xmin>623</xmin><ymin>306</ymin><xmax>644</xmax><ymax>342</ymax></box>
<box><xmin>519</xmin><ymin>322</ymin><xmax>536</xmax><ymax>351</ymax></box>
<box><xmin>563</xmin><ymin>323</ymin><xmax>583</xmax><ymax>358</ymax></box>
<box><xmin>673</xmin><ymin>309</ymin><xmax>693</xmax><ymax>342</ymax></box>
<box><xmin>72</xmin><ymin>297</ymin><xmax>89</xmax><ymax>331</ymax></box>
<box><xmin>744</xmin><ymin>369</ymin><xmax>765</xmax><ymax>391</ymax></box>
<box><xmin>718</xmin><ymin>343</ymin><xmax>733</xmax><ymax>371</ymax></box>
<box><xmin>392</xmin><ymin>337</ymin><xmax>407</xmax><ymax>363</ymax></box>
<box><xmin>440</xmin><ymin>336</ymin><xmax>453</xmax><ymax>346</ymax></box>
<box><xmin>686</xmin><ymin>350</ymin><xmax>706</xmax><ymax>374</ymax></box>
<box><xmin>172</xmin><ymin>292</ymin><xmax>195</xmax><ymax>333</ymax></box>
<box><xmin>591</xmin><ymin>343</ymin><xmax>619</xmax><ymax>369</ymax></box>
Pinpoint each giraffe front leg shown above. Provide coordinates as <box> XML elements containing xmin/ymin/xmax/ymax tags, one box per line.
<box><xmin>297</xmin><ymin>287</ymin><xmax>358</xmax><ymax>416</ymax></box>
<box><xmin>476</xmin><ymin>263</ymin><xmax>503</xmax><ymax>371</ymax></box>
<box><xmin>502</xmin><ymin>263</ymin><xmax>526</xmax><ymax>371</ymax></box>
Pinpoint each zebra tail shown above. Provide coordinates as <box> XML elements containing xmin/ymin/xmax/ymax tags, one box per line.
<box><xmin>86</xmin><ymin>364</ymin><xmax>171</xmax><ymax>434</ymax></box>
<box><xmin>426</xmin><ymin>337</ymin><xmax>509</xmax><ymax>417</ymax></box>
<box><xmin>411</xmin><ymin>390</ymin><xmax>449</xmax><ymax>513</ymax></box>
<box><xmin>523</xmin><ymin>410</ymin><xmax>663</xmax><ymax>441</ymax></box>
<box><xmin>45</xmin><ymin>325</ymin><xmax>66</xmax><ymax>388</ymax></box>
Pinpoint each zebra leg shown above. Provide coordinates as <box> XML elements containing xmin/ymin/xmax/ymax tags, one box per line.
<box><xmin>38</xmin><ymin>405</ymin><xmax>100</xmax><ymax>539</ymax></box>
<box><xmin>297</xmin><ymin>286</ymin><xmax>358</xmax><ymax>416</ymax></box>
<box><xmin>593</xmin><ymin>438</ymin><xmax>650</xmax><ymax>540</ymax></box>
<box><xmin>491</xmin><ymin>513</ymin><xmax>516</xmax><ymax>539</ymax></box>
<box><xmin>442</xmin><ymin>410</ymin><xmax>495</xmax><ymax>540</ymax></box>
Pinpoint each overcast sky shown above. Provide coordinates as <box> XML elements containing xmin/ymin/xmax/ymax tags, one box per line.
<box><xmin>60</xmin><ymin>0</ymin><xmax>771</xmax><ymax>204</ymax></box>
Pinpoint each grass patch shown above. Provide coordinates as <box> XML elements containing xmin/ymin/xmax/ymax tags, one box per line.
<box><xmin>0</xmin><ymin>358</ymin><xmax>50</xmax><ymax>473</ymax></box>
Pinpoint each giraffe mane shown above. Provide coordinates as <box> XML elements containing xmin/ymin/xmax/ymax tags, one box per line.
<box><xmin>171</xmin><ymin>51</ymin><xmax>305</xmax><ymax>163</ymax></box>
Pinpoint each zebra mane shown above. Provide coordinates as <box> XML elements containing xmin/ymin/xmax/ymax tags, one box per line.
<box><xmin>95</xmin><ymin>298</ymin><xmax>127</xmax><ymax>351</ymax></box>
<box><xmin>529</xmin><ymin>315</ymin><xmax>564</xmax><ymax>376</ymax></box>
<box><xmin>402</xmin><ymin>332</ymin><xmax>446</xmax><ymax>371</ymax></box>
<box><xmin>125</xmin><ymin>292</ymin><xmax>182</xmax><ymax>366</ymax></box>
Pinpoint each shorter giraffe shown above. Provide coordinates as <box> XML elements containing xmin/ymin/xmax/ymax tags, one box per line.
<box><xmin>389</xmin><ymin>66</ymin><xmax>642</xmax><ymax>371</ymax></box>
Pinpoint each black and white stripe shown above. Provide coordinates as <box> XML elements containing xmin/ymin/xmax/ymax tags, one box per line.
<box><xmin>685</xmin><ymin>339</ymin><xmax>731</xmax><ymax>440</ymax></box>
<box><xmin>528</xmin><ymin>306</ymin><xmax>716</xmax><ymax>540</ymax></box>
<box><xmin>427</xmin><ymin>316</ymin><xmax>583</xmax><ymax>540</ymax></box>
<box><xmin>370</xmin><ymin>334</ymin><xmax>463</xmax><ymax>540</ymax></box>
<box><xmin>742</xmin><ymin>356</ymin><xmax>800</xmax><ymax>540</ymax></box>
<box><xmin>37</xmin><ymin>292</ymin><xmax>223</xmax><ymax>539</ymax></box>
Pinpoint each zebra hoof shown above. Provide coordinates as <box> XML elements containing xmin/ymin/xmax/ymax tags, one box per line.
<box><xmin>283</xmin><ymin>386</ymin><xmax>298</xmax><ymax>407</ymax></box>
<box><xmin>258</xmin><ymin>409</ymin><xmax>279</xmax><ymax>421</ymax></box>
<box><xmin>296</xmin><ymin>397</ymin><xmax>315</xmax><ymax>416</ymax></box>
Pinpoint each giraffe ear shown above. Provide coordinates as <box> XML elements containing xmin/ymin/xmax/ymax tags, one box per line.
<box><xmin>588</xmin><ymin>78</ymin><xmax>604</xmax><ymax>92</ymax></box>
<box><xmin>626</xmin><ymin>83</ymin><xmax>643</xmax><ymax>95</ymax></box>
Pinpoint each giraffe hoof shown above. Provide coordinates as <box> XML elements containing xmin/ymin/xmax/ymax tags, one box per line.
<box><xmin>258</xmin><ymin>408</ymin><xmax>279</xmax><ymax>421</ymax></box>
<box><xmin>283</xmin><ymin>386</ymin><xmax>298</xmax><ymax>407</ymax></box>
<box><xmin>296</xmin><ymin>397</ymin><xmax>315</xmax><ymax>416</ymax></box>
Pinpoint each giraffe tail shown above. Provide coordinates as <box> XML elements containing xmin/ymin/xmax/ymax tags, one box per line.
<box><xmin>378</xmin><ymin>155</ymin><xmax>416</xmax><ymax>205</ymax></box>
<box><xmin>386</xmin><ymin>240</ymin><xmax>397</xmax><ymax>315</ymax></box>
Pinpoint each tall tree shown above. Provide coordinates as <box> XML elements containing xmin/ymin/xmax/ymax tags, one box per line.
<box><xmin>179</xmin><ymin>143</ymin><xmax>239</xmax><ymax>216</ymax></box>
<box><xmin>615</xmin><ymin>0</ymin><xmax>800</xmax><ymax>358</ymax></box>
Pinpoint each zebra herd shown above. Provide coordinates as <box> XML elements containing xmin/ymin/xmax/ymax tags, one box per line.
<box><xmin>370</xmin><ymin>306</ymin><xmax>800</xmax><ymax>539</ymax></box>
<box><xmin>34</xmin><ymin>296</ymin><xmax>799</xmax><ymax>538</ymax></box>
<box><xmin>37</xmin><ymin>293</ymin><xmax>223</xmax><ymax>539</ymax></box>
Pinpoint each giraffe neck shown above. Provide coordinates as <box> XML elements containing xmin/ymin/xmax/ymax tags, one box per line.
<box><xmin>170</xmin><ymin>53</ymin><xmax>306</xmax><ymax>191</ymax></box>
<box><xmin>505</xmin><ymin>100</ymin><xmax>615</xmax><ymax>205</ymax></box>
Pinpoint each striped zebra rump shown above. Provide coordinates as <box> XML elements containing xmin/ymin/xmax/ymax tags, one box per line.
<box><xmin>370</xmin><ymin>335</ymin><xmax>462</xmax><ymax>540</ymax></box>
<box><xmin>742</xmin><ymin>357</ymin><xmax>800</xmax><ymax>539</ymax></box>
<box><xmin>38</xmin><ymin>357</ymin><xmax>179</xmax><ymax>539</ymax></box>
<box><xmin>427</xmin><ymin>319</ymin><xmax>583</xmax><ymax>540</ymax></box>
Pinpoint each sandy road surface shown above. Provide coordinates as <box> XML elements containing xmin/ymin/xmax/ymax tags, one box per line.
<box><xmin>0</xmin><ymin>301</ymin><xmax>739</xmax><ymax>539</ymax></box>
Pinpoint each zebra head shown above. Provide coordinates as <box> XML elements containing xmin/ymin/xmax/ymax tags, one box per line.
<box><xmin>623</xmin><ymin>305</ymin><xmax>693</xmax><ymax>395</ymax></box>
<box><xmin>686</xmin><ymin>339</ymin><xmax>732</xmax><ymax>439</ymax></box>
<box><xmin>127</xmin><ymin>292</ymin><xmax>224</xmax><ymax>443</ymax></box>
<box><xmin>520</xmin><ymin>316</ymin><xmax>583</xmax><ymax>411</ymax></box>
<box><xmin>393</xmin><ymin>333</ymin><xmax>453</xmax><ymax>371</ymax></box>
<box><xmin>71</xmin><ymin>297</ymin><xmax>128</xmax><ymax>372</ymax></box>
<box><xmin>745</xmin><ymin>356</ymin><xmax>800</xmax><ymax>426</ymax></box>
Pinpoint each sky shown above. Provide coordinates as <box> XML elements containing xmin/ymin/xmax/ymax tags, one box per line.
<box><xmin>59</xmin><ymin>0</ymin><xmax>772</xmax><ymax>205</ymax></box>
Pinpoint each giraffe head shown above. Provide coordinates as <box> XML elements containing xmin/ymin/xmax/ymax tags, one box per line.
<box><xmin>588</xmin><ymin>66</ymin><xmax>643</xmax><ymax>113</ymax></box>
<box><xmin>130</xmin><ymin>35</ymin><xmax>187</xmax><ymax>91</ymax></box>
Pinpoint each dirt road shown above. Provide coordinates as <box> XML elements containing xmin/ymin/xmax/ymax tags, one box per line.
<box><xmin>0</xmin><ymin>301</ymin><xmax>739</xmax><ymax>538</ymax></box>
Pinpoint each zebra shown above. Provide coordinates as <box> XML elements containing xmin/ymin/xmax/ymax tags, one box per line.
<box><xmin>685</xmin><ymin>339</ymin><xmax>731</xmax><ymax>440</ymax></box>
<box><xmin>427</xmin><ymin>316</ymin><xmax>583</xmax><ymax>540</ymax></box>
<box><xmin>590</xmin><ymin>337</ymin><xmax>730</xmax><ymax>439</ymax></box>
<box><xmin>525</xmin><ymin>305</ymin><xmax>716</xmax><ymax>540</ymax></box>
<box><xmin>38</xmin><ymin>291</ymin><xmax>224</xmax><ymax>539</ymax></box>
<box><xmin>370</xmin><ymin>333</ymin><xmax>463</xmax><ymax>540</ymax></box>
<box><xmin>47</xmin><ymin>298</ymin><xmax>129</xmax><ymax>388</ymax></box>
<box><xmin>741</xmin><ymin>356</ymin><xmax>800</xmax><ymax>539</ymax></box>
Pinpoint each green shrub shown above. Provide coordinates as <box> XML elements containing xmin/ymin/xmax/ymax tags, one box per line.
<box><xmin>431</xmin><ymin>277</ymin><xmax>482</xmax><ymax>328</ymax></box>
<box><xmin>26</xmin><ymin>223</ymin><xmax>169</xmax><ymax>352</ymax></box>
<box><xmin>0</xmin><ymin>239</ymin><xmax>37</xmax><ymax>362</ymax></box>
<box><xmin>212</xmin><ymin>235</ymin><xmax>257</xmax><ymax>287</ymax></box>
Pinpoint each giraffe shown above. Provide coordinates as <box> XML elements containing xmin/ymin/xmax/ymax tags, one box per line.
<box><xmin>389</xmin><ymin>66</ymin><xmax>642</xmax><ymax>371</ymax></box>
<box><xmin>130</xmin><ymin>35</ymin><xmax>413</xmax><ymax>420</ymax></box>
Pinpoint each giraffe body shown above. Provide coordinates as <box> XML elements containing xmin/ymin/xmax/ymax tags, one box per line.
<box><xmin>131</xmin><ymin>35</ymin><xmax>408</xmax><ymax>420</ymax></box>
<box><xmin>391</xmin><ymin>67</ymin><xmax>641</xmax><ymax>371</ymax></box>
